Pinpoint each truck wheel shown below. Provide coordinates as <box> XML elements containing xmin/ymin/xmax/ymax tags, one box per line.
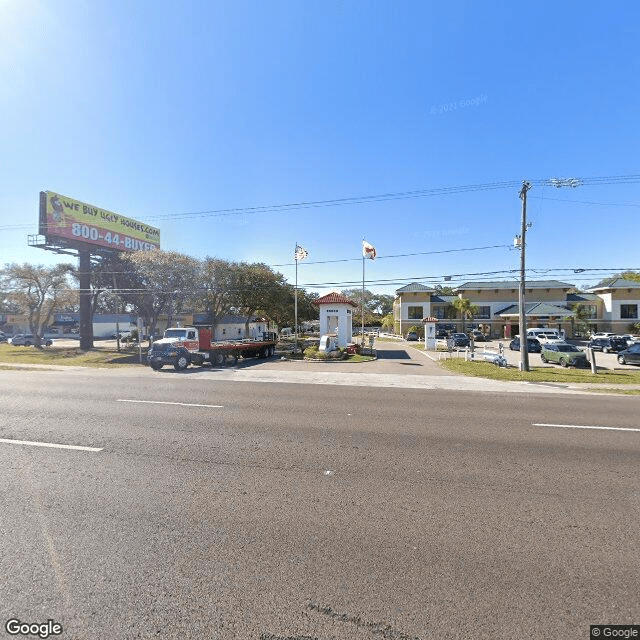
<box><xmin>214</xmin><ymin>352</ymin><xmax>225</xmax><ymax>366</ymax></box>
<box><xmin>174</xmin><ymin>355</ymin><xmax>189</xmax><ymax>371</ymax></box>
<box><xmin>268</xmin><ymin>346</ymin><xmax>275</xmax><ymax>357</ymax></box>
<box><xmin>191</xmin><ymin>355</ymin><xmax>203</xmax><ymax>366</ymax></box>
<box><xmin>227</xmin><ymin>354</ymin><xmax>238</xmax><ymax>366</ymax></box>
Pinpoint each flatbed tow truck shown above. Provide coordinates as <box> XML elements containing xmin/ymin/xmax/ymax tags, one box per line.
<box><xmin>147</xmin><ymin>326</ymin><xmax>278</xmax><ymax>371</ymax></box>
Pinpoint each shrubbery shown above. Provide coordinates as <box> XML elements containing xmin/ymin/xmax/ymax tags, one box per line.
<box><xmin>303</xmin><ymin>345</ymin><xmax>346</xmax><ymax>360</ymax></box>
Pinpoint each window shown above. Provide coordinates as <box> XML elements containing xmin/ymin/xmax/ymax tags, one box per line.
<box><xmin>621</xmin><ymin>304</ymin><xmax>638</xmax><ymax>319</ymax></box>
<box><xmin>476</xmin><ymin>306</ymin><xmax>490</xmax><ymax>319</ymax></box>
<box><xmin>187</xmin><ymin>330</ymin><xmax>196</xmax><ymax>339</ymax></box>
<box><xmin>408</xmin><ymin>306</ymin><xmax>423</xmax><ymax>320</ymax></box>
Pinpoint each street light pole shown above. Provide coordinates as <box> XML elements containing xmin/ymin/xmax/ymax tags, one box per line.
<box><xmin>518</xmin><ymin>181</ymin><xmax>532</xmax><ymax>372</ymax></box>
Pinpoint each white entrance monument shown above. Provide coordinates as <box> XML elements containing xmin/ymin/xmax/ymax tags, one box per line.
<box><xmin>422</xmin><ymin>316</ymin><xmax>438</xmax><ymax>351</ymax></box>
<box><xmin>313</xmin><ymin>292</ymin><xmax>358</xmax><ymax>348</ymax></box>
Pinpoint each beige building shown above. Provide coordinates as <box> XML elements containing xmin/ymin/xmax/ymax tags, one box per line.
<box><xmin>393</xmin><ymin>279</ymin><xmax>640</xmax><ymax>338</ymax></box>
<box><xmin>586</xmin><ymin>278</ymin><xmax>640</xmax><ymax>334</ymax></box>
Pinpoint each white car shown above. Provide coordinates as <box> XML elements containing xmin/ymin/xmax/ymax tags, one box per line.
<box><xmin>526</xmin><ymin>329</ymin><xmax>563</xmax><ymax>343</ymax></box>
<box><xmin>590</xmin><ymin>332</ymin><xmax>614</xmax><ymax>340</ymax></box>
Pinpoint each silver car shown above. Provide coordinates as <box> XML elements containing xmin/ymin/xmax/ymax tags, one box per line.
<box><xmin>9</xmin><ymin>334</ymin><xmax>53</xmax><ymax>346</ymax></box>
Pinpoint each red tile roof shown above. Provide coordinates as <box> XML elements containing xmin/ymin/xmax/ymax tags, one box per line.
<box><xmin>313</xmin><ymin>292</ymin><xmax>359</xmax><ymax>307</ymax></box>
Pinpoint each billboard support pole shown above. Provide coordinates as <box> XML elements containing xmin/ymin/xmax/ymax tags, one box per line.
<box><xmin>79</xmin><ymin>250</ymin><xmax>93</xmax><ymax>351</ymax></box>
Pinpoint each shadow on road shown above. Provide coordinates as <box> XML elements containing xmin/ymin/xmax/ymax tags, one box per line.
<box><xmin>376</xmin><ymin>349</ymin><xmax>412</xmax><ymax>360</ymax></box>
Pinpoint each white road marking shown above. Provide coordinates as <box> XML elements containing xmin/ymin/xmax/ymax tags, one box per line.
<box><xmin>533</xmin><ymin>423</ymin><xmax>640</xmax><ymax>433</ymax></box>
<box><xmin>117</xmin><ymin>399</ymin><xmax>223</xmax><ymax>408</ymax></box>
<box><xmin>0</xmin><ymin>438</ymin><xmax>103</xmax><ymax>452</ymax></box>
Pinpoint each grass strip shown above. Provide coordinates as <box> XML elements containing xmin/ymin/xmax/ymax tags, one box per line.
<box><xmin>438</xmin><ymin>358</ymin><xmax>640</xmax><ymax>384</ymax></box>
<box><xmin>0</xmin><ymin>344</ymin><xmax>144</xmax><ymax>368</ymax></box>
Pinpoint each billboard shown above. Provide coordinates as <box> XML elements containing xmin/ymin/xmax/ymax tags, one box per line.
<box><xmin>39</xmin><ymin>191</ymin><xmax>160</xmax><ymax>252</ymax></box>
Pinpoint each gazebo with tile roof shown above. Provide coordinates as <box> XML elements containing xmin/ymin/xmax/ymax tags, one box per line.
<box><xmin>313</xmin><ymin>292</ymin><xmax>358</xmax><ymax>348</ymax></box>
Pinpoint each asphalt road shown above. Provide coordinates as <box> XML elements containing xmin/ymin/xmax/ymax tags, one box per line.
<box><xmin>1</xmin><ymin>366</ymin><xmax>639</xmax><ymax>639</ymax></box>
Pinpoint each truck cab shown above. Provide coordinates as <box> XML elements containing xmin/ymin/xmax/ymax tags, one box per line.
<box><xmin>155</xmin><ymin>327</ymin><xmax>200</xmax><ymax>352</ymax></box>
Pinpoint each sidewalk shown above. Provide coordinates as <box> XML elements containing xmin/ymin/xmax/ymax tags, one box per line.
<box><xmin>2</xmin><ymin>340</ymin><xmax>640</xmax><ymax>395</ymax></box>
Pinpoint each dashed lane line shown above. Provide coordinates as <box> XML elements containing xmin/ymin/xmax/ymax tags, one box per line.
<box><xmin>117</xmin><ymin>399</ymin><xmax>223</xmax><ymax>408</ymax></box>
<box><xmin>0</xmin><ymin>438</ymin><xmax>103</xmax><ymax>452</ymax></box>
<box><xmin>533</xmin><ymin>423</ymin><xmax>640</xmax><ymax>433</ymax></box>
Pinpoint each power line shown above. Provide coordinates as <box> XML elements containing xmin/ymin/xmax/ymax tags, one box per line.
<box><xmin>59</xmin><ymin>266</ymin><xmax>640</xmax><ymax>295</ymax></box>
<box><xmin>3</xmin><ymin>172</ymin><xmax>640</xmax><ymax>231</ymax></box>
<box><xmin>61</xmin><ymin>243</ymin><xmax>515</xmax><ymax>274</ymax></box>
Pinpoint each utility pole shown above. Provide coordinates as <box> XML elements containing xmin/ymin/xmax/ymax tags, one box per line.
<box><xmin>517</xmin><ymin>181</ymin><xmax>532</xmax><ymax>372</ymax></box>
<box><xmin>113</xmin><ymin>271</ymin><xmax>121</xmax><ymax>353</ymax></box>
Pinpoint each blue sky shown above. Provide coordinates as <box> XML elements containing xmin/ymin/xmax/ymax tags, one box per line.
<box><xmin>1</xmin><ymin>0</ymin><xmax>639</xmax><ymax>295</ymax></box>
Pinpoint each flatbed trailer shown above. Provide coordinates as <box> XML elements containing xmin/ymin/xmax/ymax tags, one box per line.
<box><xmin>192</xmin><ymin>328</ymin><xmax>278</xmax><ymax>366</ymax></box>
<box><xmin>147</xmin><ymin>327</ymin><xmax>278</xmax><ymax>370</ymax></box>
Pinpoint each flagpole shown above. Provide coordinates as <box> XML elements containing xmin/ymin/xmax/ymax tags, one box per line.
<box><xmin>362</xmin><ymin>240</ymin><xmax>365</xmax><ymax>347</ymax></box>
<box><xmin>294</xmin><ymin>243</ymin><xmax>298</xmax><ymax>351</ymax></box>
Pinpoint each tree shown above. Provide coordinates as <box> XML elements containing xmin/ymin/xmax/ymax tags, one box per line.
<box><xmin>381</xmin><ymin>313</ymin><xmax>395</xmax><ymax>332</ymax></box>
<box><xmin>1</xmin><ymin>263</ymin><xmax>74</xmax><ymax>345</ymax></box>
<box><xmin>434</xmin><ymin>285</ymin><xmax>455</xmax><ymax>295</ymax></box>
<box><xmin>266</xmin><ymin>284</ymin><xmax>318</xmax><ymax>330</ymax></box>
<box><xmin>452</xmin><ymin>297</ymin><xmax>477</xmax><ymax>333</ymax></box>
<box><xmin>232</xmin><ymin>262</ymin><xmax>289</xmax><ymax>336</ymax></box>
<box><xmin>341</xmin><ymin>288</ymin><xmax>391</xmax><ymax>326</ymax></box>
<box><xmin>570</xmin><ymin>302</ymin><xmax>594</xmax><ymax>337</ymax></box>
<box><xmin>200</xmin><ymin>258</ymin><xmax>238</xmax><ymax>334</ymax></box>
<box><xmin>69</xmin><ymin>253</ymin><xmax>132</xmax><ymax>320</ymax></box>
<box><xmin>120</xmin><ymin>250</ymin><xmax>200</xmax><ymax>337</ymax></box>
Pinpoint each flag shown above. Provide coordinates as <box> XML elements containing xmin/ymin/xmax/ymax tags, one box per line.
<box><xmin>294</xmin><ymin>245</ymin><xmax>308</xmax><ymax>261</ymax></box>
<box><xmin>362</xmin><ymin>240</ymin><xmax>376</xmax><ymax>260</ymax></box>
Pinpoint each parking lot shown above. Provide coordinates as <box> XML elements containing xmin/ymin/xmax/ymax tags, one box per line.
<box><xmin>434</xmin><ymin>337</ymin><xmax>638</xmax><ymax>370</ymax></box>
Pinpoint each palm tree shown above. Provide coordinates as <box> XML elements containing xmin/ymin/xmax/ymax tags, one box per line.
<box><xmin>452</xmin><ymin>297</ymin><xmax>478</xmax><ymax>334</ymax></box>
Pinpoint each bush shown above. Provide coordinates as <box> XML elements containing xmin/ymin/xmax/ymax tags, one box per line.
<box><xmin>303</xmin><ymin>346</ymin><xmax>319</xmax><ymax>358</ymax></box>
<box><xmin>407</xmin><ymin>325</ymin><xmax>424</xmax><ymax>339</ymax></box>
<box><xmin>303</xmin><ymin>345</ymin><xmax>345</xmax><ymax>360</ymax></box>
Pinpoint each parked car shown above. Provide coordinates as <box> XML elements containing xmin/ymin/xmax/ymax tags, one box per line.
<box><xmin>588</xmin><ymin>336</ymin><xmax>627</xmax><ymax>353</ymax></box>
<box><xmin>590</xmin><ymin>331</ymin><xmax>614</xmax><ymax>340</ymax></box>
<box><xmin>448</xmin><ymin>333</ymin><xmax>470</xmax><ymax>347</ymax></box>
<box><xmin>509</xmin><ymin>336</ymin><xmax>542</xmax><ymax>353</ymax></box>
<box><xmin>526</xmin><ymin>328</ymin><xmax>563</xmax><ymax>342</ymax></box>
<box><xmin>112</xmin><ymin>331</ymin><xmax>133</xmax><ymax>340</ymax></box>
<box><xmin>470</xmin><ymin>330</ymin><xmax>488</xmax><ymax>342</ymax></box>
<box><xmin>617</xmin><ymin>343</ymin><xmax>640</xmax><ymax>366</ymax></box>
<box><xmin>616</xmin><ymin>334</ymin><xmax>638</xmax><ymax>347</ymax></box>
<box><xmin>435</xmin><ymin>329</ymin><xmax>449</xmax><ymax>339</ymax></box>
<box><xmin>541</xmin><ymin>343</ymin><xmax>588</xmax><ymax>368</ymax></box>
<box><xmin>405</xmin><ymin>331</ymin><xmax>419</xmax><ymax>341</ymax></box>
<box><xmin>0</xmin><ymin>331</ymin><xmax>6</xmax><ymax>343</ymax></box>
<box><xmin>8</xmin><ymin>334</ymin><xmax>53</xmax><ymax>347</ymax></box>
